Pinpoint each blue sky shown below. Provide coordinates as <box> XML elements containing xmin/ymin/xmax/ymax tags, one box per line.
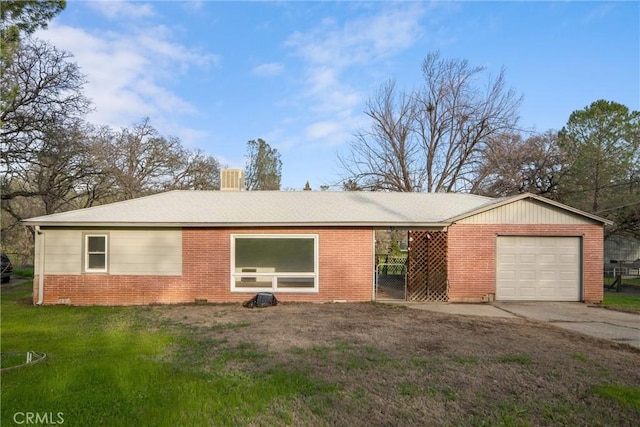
<box><xmin>36</xmin><ymin>1</ymin><xmax>639</xmax><ymax>190</ymax></box>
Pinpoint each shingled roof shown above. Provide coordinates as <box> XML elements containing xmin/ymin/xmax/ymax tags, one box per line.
<box><xmin>23</xmin><ymin>190</ymin><xmax>497</xmax><ymax>227</ymax></box>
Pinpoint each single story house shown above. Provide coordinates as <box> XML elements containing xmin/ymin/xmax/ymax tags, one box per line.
<box><xmin>23</xmin><ymin>190</ymin><xmax>610</xmax><ymax>306</ymax></box>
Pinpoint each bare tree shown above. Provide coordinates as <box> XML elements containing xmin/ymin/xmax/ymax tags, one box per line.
<box><xmin>472</xmin><ymin>131</ymin><xmax>566</xmax><ymax>198</ymax></box>
<box><xmin>339</xmin><ymin>52</ymin><xmax>521</xmax><ymax>192</ymax></box>
<box><xmin>92</xmin><ymin>119</ymin><xmax>221</xmax><ymax>200</ymax></box>
<box><xmin>1</xmin><ymin>38</ymin><xmax>91</xmax><ymax>193</ymax></box>
<box><xmin>1</xmin><ymin>37</ymin><xmax>93</xmax><ymax>231</ymax></box>
<box><xmin>169</xmin><ymin>148</ymin><xmax>221</xmax><ymax>191</ymax></box>
<box><xmin>339</xmin><ymin>80</ymin><xmax>423</xmax><ymax>191</ymax></box>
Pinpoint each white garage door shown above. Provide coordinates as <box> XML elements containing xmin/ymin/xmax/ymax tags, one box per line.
<box><xmin>496</xmin><ymin>236</ymin><xmax>581</xmax><ymax>301</ymax></box>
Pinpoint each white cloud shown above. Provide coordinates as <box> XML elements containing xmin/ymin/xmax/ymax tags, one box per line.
<box><xmin>252</xmin><ymin>62</ymin><xmax>284</xmax><ymax>77</ymax></box>
<box><xmin>36</xmin><ymin>21</ymin><xmax>218</xmax><ymax>140</ymax></box>
<box><xmin>87</xmin><ymin>1</ymin><xmax>156</xmax><ymax>20</ymax></box>
<box><xmin>306</xmin><ymin>121</ymin><xmax>341</xmax><ymax>140</ymax></box>
<box><xmin>181</xmin><ymin>1</ymin><xmax>206</xmax><ymax>14</ymax></box>
<box><xmin>283</xmin><ymin>4</ymin><xmax>424</xmax><ymax>144</ymax></box>
<box><xmin>286</xmin><ymin>4</ymin><xmax>423</xmax><ymax>69</ymax></box>
<box><xmin>583</xmin><ymin>3</ymin><xmax>615</xmax><ymax>24</ymax></box>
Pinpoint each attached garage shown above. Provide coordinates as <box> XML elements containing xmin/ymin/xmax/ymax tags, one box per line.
<box><xmin>447</xmin><ymin>193</ymin><xmax>611</xmax><ymax>304</ymax></box>
<box><xmin>496</xmin><ymin>236</ymin><xmax>580</xmax><ymax>301</ymax></box>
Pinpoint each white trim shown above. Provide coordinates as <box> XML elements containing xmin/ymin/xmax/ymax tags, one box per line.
<box><xmin>84</xmin><ymin>234</ymin><xmax>108</xmax><ymax>273</ymax></box>
<box><xmin>35</xmin><ymin>226</ymin><xmax>45</xmax><ymax>305</ymax></box>
<box><xmin>230</xmin><ymin>234</ymin><xmax>319</xmax><ymax>293</ymax></box>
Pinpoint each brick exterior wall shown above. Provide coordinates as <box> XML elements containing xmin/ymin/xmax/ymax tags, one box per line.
<box><xmin>447</xmin><ymin>224</ymin><xmax>604</xmax><ymax>303</ymax></box>
<box><xmin>37</xmin><ymin>227</ymin><xmax>374</xmax><ymax>305</ymax></box>
<box><xmin>35</xmin><ymin>223</ymin><xmax>605</xmax><ymax>306</ymax></box>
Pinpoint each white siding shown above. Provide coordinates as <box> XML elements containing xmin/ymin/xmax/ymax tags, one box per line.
<box><xmin>41</xmin><ymin>228</ymin><xmax>182</xmax><ymax>276</ymax></box>
<box><xmin>457</xmin><ymin>199</ymin><xmax>594</xmax><ymax>224</ymax></box>
<box><xmin>110</xmin><ymin>230</ymin><xmax>182</xmax><ymax>275</ymax></box>
<box><xmin>43</xmin><ymin>230</ymin><xmax>82</xmax><ymax>274</ymax></box>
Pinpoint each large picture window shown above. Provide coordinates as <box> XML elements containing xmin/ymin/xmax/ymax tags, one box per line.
<box><xmin>231</xmin><ymin>235</ymin><xmax>318</xmax><ymax>292</ymax></box>
<box><xmin>85</xmin><ymin>234</ymin><xmax>108</xmax><ymax>273</ymax></box>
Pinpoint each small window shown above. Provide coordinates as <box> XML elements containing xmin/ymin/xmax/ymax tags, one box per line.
<box><xmin>85</xmin><ymin>235</ymin><xmax>108</xmax><ymax>273</ymax></box>
<box><xmin>231</xmin><ymin>235</ymin><xmax>318</xmax><ymax>293</ymax></box>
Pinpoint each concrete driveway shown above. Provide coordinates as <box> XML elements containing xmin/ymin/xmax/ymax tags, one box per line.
<box><xmin>397</xmin><ymin>301</ymin><xmax>640</xmax><ymax>349</ymax></box>
<box><xmin>494</xmin><ymin>302</ymin><xmax>640</xmax><ymax>349</ymax></box>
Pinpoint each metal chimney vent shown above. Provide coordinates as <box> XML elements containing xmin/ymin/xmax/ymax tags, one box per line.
<box><xmin>220</xmin><ymin>169</ymin><xmax>246</xmax><ymax>191</ymax></box>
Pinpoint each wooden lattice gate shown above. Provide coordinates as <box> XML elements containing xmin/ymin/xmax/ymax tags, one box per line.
<box><xmin>407</xmin><ymin>231</ymin><xmax>448</xmax><ymax>301</ymax></box>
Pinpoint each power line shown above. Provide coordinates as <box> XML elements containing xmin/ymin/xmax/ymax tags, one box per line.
<box><xmin>595</xmin><ymin>200</ymin><xmax>640</xmax><ymax>214</ymax></box>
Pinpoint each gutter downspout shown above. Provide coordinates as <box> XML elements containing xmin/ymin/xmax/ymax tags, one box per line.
<box><xmin>35</xmin><ymin>226</ymin><xmax>45</xmax><ymax>305</ymax></box>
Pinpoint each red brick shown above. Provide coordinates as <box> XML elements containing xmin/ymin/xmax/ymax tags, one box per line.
<box><xmin>38</xmin><ymin>227</ymin><xmax>374</xmax><ymax>305</ymax></box>
<box><xmin>447</xmin><ymin>224</ymin><xmax>603</xmax><ymax>303</ymax></box>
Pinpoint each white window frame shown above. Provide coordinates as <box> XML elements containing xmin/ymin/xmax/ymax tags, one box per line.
<box><xmin>84</xmin><ymin>234</ymin><xmax>108</xmax><ymax>273</ymax></box>
<box><xmin>230</xmin><ymin>234</ymin><xmax>319</xmax><ymax>293</ymax></box>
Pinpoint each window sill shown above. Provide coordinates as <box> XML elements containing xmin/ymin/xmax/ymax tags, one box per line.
<box><xmin>231</xmin><ymin>288</ymin><xmax>319</xmax><ymax>294</ymax></box>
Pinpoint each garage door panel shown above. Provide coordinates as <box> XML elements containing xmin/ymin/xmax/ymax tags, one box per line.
<box><xmin>500</xmin><ymin>238</ymin><xmax>518</xmax><ymax>248</ymax></box>
<box><xmin>558</xmin><ymin>288</ymin><xmax>577</xmax><ymax>297</ymax></box>
<box><xmin>539</xmin><ymin>254</ymin><xmax>557</xmax><ymax>265</ymax></box>
<box><xmin>500</xmin><ymin>287</ymin><xmax>516</xmax><ymax>298</ymax></box>
<box><xmin>496</xmin><ymin>237</ymin><xmax>580</xmax><ymax>301</ymax></box>
<box><xmin>539</xmin><ymin>270</ymin><xmax>557</xmax><ymax>281</ymax></box>
<box><xmin>499</xmin><ymin>253</ymin><xmax>517</xmax><ymax>264</ymax></box>
<box><xmin>519</xmin><ymin>287</ymin><xmax>536</xmax><ymax>297</ymax></box>
<box><xmin>559</xmin><ymin>271</ymin><xmax>577</xmax><ymax>280</ymax></box>
<box><xmin>519</xmin><ymin>270</ymin><xmax>536</xmax><ymax>280</ymax></box>
<box><xmin>519</xmin><ymin>254</ymin><xmax>536</xmax><ymax>264</ymax></box>
<box><xmin>539</xmin><ymin>238</ymin><xmax>558</xmax><ymax>248</ymax></box>
<box><xmin>498</xmin><ymin>270</ymin><xmax>516</xmax><ymax>280</ymax></box>
<box><xmin>539</xmin><ymin>287</ymin><xmax>558</xmax><ymax>297</ymax></box>
<box><xmin>559</xmin><ymin>254</ymin><xmax>577</xmax><ymax>263</ymax></box>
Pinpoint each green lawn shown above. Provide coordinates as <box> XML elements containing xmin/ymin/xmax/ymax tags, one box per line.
<box><xmin>11</xmin><ymin>267</ymin><xmax>34</xmax><ymax>278</ymax></box>
<box><xmin>2</xmin><ymin>281</ymin><xmax>639</xmax><ymax>426</ymax></box>
<box><xmin>1</xmin><ymin>282</ymin><xmax>332</xmax><ymax>426</ymax></box>
<box><xmin>602</xmin><ymin>292</ymin><xmax>640</xmax><ymax>313</ymax></box>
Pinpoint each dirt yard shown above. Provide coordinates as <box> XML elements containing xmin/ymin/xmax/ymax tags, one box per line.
<box><xmin>149</xmin><ymin>302</ymin><xmax>640</xmax><ymax>426</ymax></box>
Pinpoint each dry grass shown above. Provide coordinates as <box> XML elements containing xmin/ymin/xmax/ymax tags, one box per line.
<box><xmin>153</xmin><ymin>302</ymin><xmax>640</xmax><ymax>426</ymax></box>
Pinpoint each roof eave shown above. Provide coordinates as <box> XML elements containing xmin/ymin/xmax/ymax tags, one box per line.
<box><xmin>24</xmin><ymin>221</ymin><xmax>452</xmax><ymax>228</ymax></box>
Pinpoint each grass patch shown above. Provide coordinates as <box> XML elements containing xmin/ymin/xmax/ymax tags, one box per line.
<box><xmin>210</xmin><ymin>321</ymin><xmax>251</xmax><ymax>331</ymax></box>
<box><xmin>11</xmin><ymin>267</ymin><xmax>34</xmax><ymax>278</ymax></box>
<box><xmin>343</xmin><ymin>345</ymin><xmax>394</xmax><ymax>371</ymax></box>
<box><xmin>571</xmin><ymin>353</ymin><xmax>589</xmax><ymax>362</ymax></box>
<box><xmin>398</xmin><ymin>383</ymin><xmax>457</xmax><ymax>400</ymax></box>
<box><xmin>497</xmin><ymin>354</ymin><xmax>532</xmax><ymax>365</ymax></box>
<box><xmin>0</xmin><ymin>282</ymin><xmax>336</xmax><ymax>426</ymax></box>
<box><xmin>602</xmin><ymin>293</ymin><xmax>640</xmax><ymax>313</ymax></box>
<box><xmin>0</xmin><ymin>352</ymin><xmax>34</xmax><ymax>370</ymax></box>
<box><xmin>453</xmin><ymin>355</ymin><xmax>479</xmax><ymax>365</ymax></box>
<box><xmin>592</xmin><ymin>384</ymin><xmax>640</xmax><ymax>408</ymax></box>
<box><xmin>3</xmin><ymin>281</ymin><xmax>640</xmax><ymax>426</ymax></box>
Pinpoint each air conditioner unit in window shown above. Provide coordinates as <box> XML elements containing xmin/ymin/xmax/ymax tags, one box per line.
<box><xmin>220</xmin><ymin>169</ymin><xmax>245</xmax><ymax>191</ymax></box>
